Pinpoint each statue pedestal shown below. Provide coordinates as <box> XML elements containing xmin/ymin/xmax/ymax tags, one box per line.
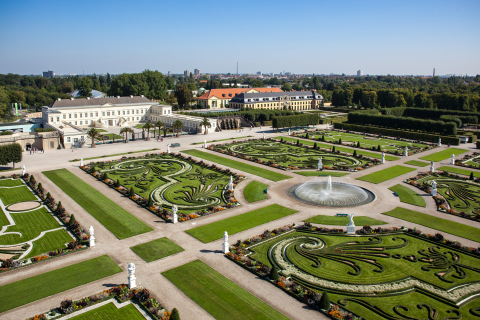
<box><xmin>431</xmin><ymin>188</ymin><xmax>437</xmax><ymax>196</ymax></box>
<box><xmin>89</xmin><ymin>236</ymin><xmax>95</xmax><ymax>247</ymax></box>
<box><xmin>347</xmin><ymin>226</ymin><xmax>355</xmax><ymax>234</ymax></box>
<box><xmin>222</xmin><ymin>241</ymin><xmax>230</xmax><ymax>254</ymax></box>
<box><xmin>128</xmin><ymin>275</ymin><xmax>136</xmax><ymax>289</ymax></box>
<box><xmin>173</xmin><ymin>215</ymin><xmax>178</xmax><ymax>224</ymax></box>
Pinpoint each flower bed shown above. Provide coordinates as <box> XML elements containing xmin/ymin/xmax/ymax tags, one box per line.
<box><xmin>404</xmin><ymin>171</ymin><xmax>480</xmax><ymax>222</ymax></box>
<box><xmin>81</xmin><ymin>152</ymin><xmax>244</xmax><ymax>223</ymax></box>
<box><xmin>0</xmin><ymin>173</ymin><xmax>89</xmax><ymax>273</ymax></box>
<box><xmin>26</xmin><ymin>284</ymin><xmax>173</xmax><ymax>320</ymax></box>
<box><xmin>456</xmin><ymin>151</ymin><xmax>480</xmax><ymax>169</ymax></box>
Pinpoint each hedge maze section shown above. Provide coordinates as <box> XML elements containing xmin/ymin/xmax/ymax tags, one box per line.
<box><xmin>247</xmin><ymin>231</ymin><xmax>480</xmax><ymax>320</ymax></box>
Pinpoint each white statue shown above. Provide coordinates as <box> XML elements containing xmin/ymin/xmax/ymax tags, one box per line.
<box><xmin>263</xmin><ymin>132</ymin><xmax>265</xmax><ymax>140</ymax></box>
<box><xmin>172</xmin><ymin>205</ymin><xmax>178</xmax><ymax>224</ymax></box>
<box><xmin>89</xmin><ymin>225</ymin><xmax>96</xmax><ymax>247</ymax></box>
<box><xmin>317</xmin><ymin>157</ymin><xmax>323</xmax><ymax>170</ymax></box>
<box><xmin>228</xmin><ymin>175</ymin><xmax>234</xmax><ymax>191</ymax></box>
<box><xmin>438</xmin><ymin>137</ymin><xmax>441</xmax><ymax>147</ymax></box>
<box><xmin>80</xmin><ymin>158</ymin><xmax>84</xmax><ymax>167</ymax></box>
<box><xmin>346</xmin><ymin>213</ymin><xmax>355</xmax><ymax>234</ymax></box>
<box><xmin>404</xmin><ymin>146</ymin><xmax>408</xmax><ymax>157</ymax></box>
<box><xmin>204</xmin><ymin>140</ymin><xmax>207</xmax><ymax>148</ymax></box>
<box><xmin>381</xmin><ymin>152</ymin><xmax>385</xmax><ymax>164</ymax></box>
<box><xmin>431</xmin><ymin>180</ymin><xmax>437</xmax><ymax>189</ymax></box>
<box><xmin>22</xmin><ymin>165</ymin><xmax>26</xmax><ymax>176</ymax></box>
<box><xmin>288</xmin><ymin>128</ymin><xmax>291</xmax><ymax>136</ymax></box>
<box><xmin>451</xmin><ymin>154</ymin><xmax>455</xmax><ymax>165</ymax></box>
<box><xmin>127</xmin><ymin>262</ymin><xmax>136</xmax><ymax>289</ymax></box>
<box><xmin>222</xmin><ymin>231</ymin><xmax>230</xmax><ymax>254</ymax></box>
<box><xmin>167</xmin><ymin>145</ymin><xmax>170</xmax><ymax>154</ymax></box>
<box><xmin>430</xmin><ymin>161</ymin><xmax>435</xmax><ymax>173</ymax></box>
<box><xmin>431</xmin><ymin>180</ymin><xmax>437</xmax><ymax>196</ymax></box>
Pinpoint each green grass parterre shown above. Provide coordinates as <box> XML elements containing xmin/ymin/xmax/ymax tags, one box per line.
<box><xmin>131</xmin><ymin>237</ymin><xmax>184</xmax><ymax>263</ymax></box>
<box><xmin>43</xmin><ymin>169</ymin><xmax>153</xmax><ymax>240</ymax></box>
<box><xmin>304</xmin><ymin>215</ymin><xmax>387</xmax><ymax>226</ymax></box>
<box><xmin>419</xmin><ymin>148</ymin><xmax>469</xmax><ymax>162</ymax></box>
<box><xmin>243</xmin><ymin>181</ymin><xmax>269</xmax><ymax>203</ymax></box>
<box><xmin>437</xmin><ymin>165</ymin><xmax>480</xmax><ymax>178</ymax></box>
<box><xmin>388</xmin><ymin>184</ymin><xmax>426</xmax><ymax>207</ymax></box>
<box><xmin>294</xmin><ymin>171</ymin><xmax>350</xmax><ymax>177</ymax></box>
<box><xmin>70</xmin><ymin>302</ymin><xmax>145</xmax><ymax>320</ymax></box>
<box><xmin>405</xmin><ymin>160</ymin><xmax>430</xmax><ymax>167</ymax></box>
<box><xmin>356</xmin><ymin>165</ymin><xmax>416</xmax><ymax>184</ymax></box>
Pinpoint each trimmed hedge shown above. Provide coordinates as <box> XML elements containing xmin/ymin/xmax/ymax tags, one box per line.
<box><xmin>272</xmin><ymin>114</ymin><xmax>319</xmax><ymax>128</ymax></box>
<box><xmin>319</xmin><ymin>116</ymin><xmax>347</xmax><ymax>124</ymax></box>
<box><xmin>0</xmin><ymin>131</ymin><xmax>13</xmax><ymax>135</ymax></box>
<box><xmin>34</xmin><ymin>128</ymin><xmax>56</xmax><ymax>132</ymax></box>
<box><xmin>335</xmin><ymin>123</ymin><xmax>461</xmax><ymax>145</ymax></box>
<box><xmin>348</xmin><ymin>112</ymin><xmax>457</xmax><ymax>135</ymax></box>
<box><xmin>381</xmin><ymin>107</ymin><xmax>480</xmax><ymax>124</ymax></box>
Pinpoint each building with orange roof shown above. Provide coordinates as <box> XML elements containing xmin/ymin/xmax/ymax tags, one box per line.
<box><xmin>197</xmin><ymin>87</ymin><xmax>283</xmax><ymax>108</ymax></box>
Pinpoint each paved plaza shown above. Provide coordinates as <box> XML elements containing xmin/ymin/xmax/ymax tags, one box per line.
<box><xmin>1</xmin><ymin>124</ymin><xmax>479</xmax><ymax>320</ymax></box>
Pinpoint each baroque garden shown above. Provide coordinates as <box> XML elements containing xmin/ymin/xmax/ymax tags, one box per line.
<box><xmin>0</xmin><ymin>125</ymin><xmax>480</xmax><ymax>320</ymax></box>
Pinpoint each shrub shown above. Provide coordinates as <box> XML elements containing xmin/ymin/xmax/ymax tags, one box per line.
<box><xmin>270</xmin><ymin>265</ymin><xmax>280</xmax><ymax>280</ymax></box>
<box><xmin>470</xmin><ymin>172</ymin><xmax>474</xmax><ymax>180</ymax></box>
<box><xmin>130</xmin><ymin>188</ymin><xmax>135</xmax><ymax>198</ymax></box>
<box><xmin>170</xmin><ymin>308</ymin><xmax>180</xmax><ymax>320</ymax></box>
<box><xmin>318</xmin><ymin>291</ymin><xmax>331</xmax><ymax>310</ymax></box>
<box><xmin>69</xmin><ymin>214</ymin><xmax>76</xmax><ymax>226</ymax></box>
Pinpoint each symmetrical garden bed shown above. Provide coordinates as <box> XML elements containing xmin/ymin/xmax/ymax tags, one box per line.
<box><xmin>456</xmin><ymin>151</ymin><xmax>480</xmax><ymax>169</ymax></box>
<box><xmin>405</xmin><ymin>171</ymin><xmax>480</xmax><ymax>221</ymax></box>
<box><xmin>0</xmin><ymin>174</ymin><xmax>87</xmax><ymax>272</ymax></box>
<box><xmin>226</xmin><ymin>223</ymin><xmax>480</xmax><ymax>320</ymax></box>
<box><xmin>209</xmin><ymin>139</ymin><xmax>379</xmax><ymax>172</ymax></box>
<box><xmin>82</xmin><ymin>152</ymin><xmax>244</xmax><ymax>223</ymax></box>
<box><xmin>295</xmin><ymin>129</ymin><xmax>434</xmax><ymax>156</ymax></box>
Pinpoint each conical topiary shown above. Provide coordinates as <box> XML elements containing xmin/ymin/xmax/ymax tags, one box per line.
<box><xmin>170</xmin><ymin>308</ymin><xmax>180</xmax><ymax>320</ymax></box>
<box><xmin>314</xmin><ymin>142</ymin><xmax>317</xmax><ymax>149</ymax></box>
<box><xmin>318</xmin><ymin>291</ymin><xmax>331</xmax><ymax>310</ymax></box>
<box><xmin>353</xmin><ymin>150</ymin><xmax>357</xmax><ymax>157</ymax></box>
<box><xmin>148</xmin><ymin>197</ymin><xmax>154</xmax><ymax>207</ymax></box>
<box><xmin>69</xmin><ymin>214</ymin><xmax>76</xmax><ymax>226</ymax></box>
<box><xmin>103</xmin><ymin>172</ymin><xmax>108</xmax><ymax>180</ymax></box>
<box><xmin>339</xmin><ymin>138</ymin><xmax>342</xmax><ymax>144</ymax></box>
<box><xmin>332</xmin><ymin>146</ymin><xmax>336</xmax><ymax>152</ymax></box>
<box><xmin>270</xmin><ymin>265</ymin><xmax>280</xmax><ymax>281</ymax></box>
<box><xmin>130</xmin><ymin>188</ymin><xmax>135</xmax><ymax>198</ymax></box>
<box><xmin>115</xmin><ymin>179</ymin><xmax>120</xmax><ymax>188</ymax></box>
<box><xmin>357</xmin><ymin>141</ymin><xmax>361</xmax><ymax>148</ymax></box>
<box><xmin>470</xmin><ymin>172</ymin><xmax>474</xmax><ymax>180</ymax></box>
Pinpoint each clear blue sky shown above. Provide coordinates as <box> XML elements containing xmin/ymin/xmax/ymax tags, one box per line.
<box><xmin>0</xmin><ymin>0</ymin><xmax>479</xmax><ymax>76</ymax></box>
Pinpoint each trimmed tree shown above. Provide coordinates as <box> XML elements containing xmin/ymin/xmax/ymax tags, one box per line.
<box><xmin>353</xmin><ymin>150</ymin><xmax>357</xmax><ymax>157</ymax></box>
<box><xmin>319</xmin><ymin>291</ymin><xmax>331</xmax><ymax>310</ymax></box>
<box><xmin>69</xmin><ymin>214</ymin><xmax>76</xmax><ymax>226</ymax></box>
<box><xmin>170</xmin><ymin>308</ymin><xmax>180</xmax><ymax>320</ymax></box>
<box><xmin>130</xmin><ymin>188</ymin><xmax>135</xmax><ymax>198</ymax></box>
<box><xmin>470</xmin><ymin>172</ymin><xmax>475</xmax><ymax>180</ymax></box>
<box><xmin>270</xmin><ymin>265</ymin><xmax>280</xmax><ymax>280</ymax></box>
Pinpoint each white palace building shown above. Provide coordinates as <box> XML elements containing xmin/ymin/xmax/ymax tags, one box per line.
<box><xmin>42</xmin><ymin>96</ymin><xmax>216</xmax><ymax>148</ymax></box>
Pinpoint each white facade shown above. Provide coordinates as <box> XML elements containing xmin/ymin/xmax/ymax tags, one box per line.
<box><xmin>149</xmin><ymin>105</ymin><xmax>217</xmax><ymax>134</ymax></box>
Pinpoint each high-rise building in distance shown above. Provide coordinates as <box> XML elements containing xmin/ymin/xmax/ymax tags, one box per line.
<box><xmin>194</xmin><ymin>69</ymin><xmax>200</xmax><ymax>77</ymax></box>
<box><xmin>357</xmin><ymin>70</ymin><xmax>363</xmax><ymax>77</ymax></box>
<box><xmin>184</xmin><ymin>70</ymin><xmax>190</xmax><ymax>77</ymax></box>
<box><xmin>43</xmin><ymin>70</ymin><xmax>54</xmax><ymax>78</ymax></box>
<box><xmin>256</xmin><ymin>71</ymin><xmax>262</xmax><ymax>75</ymax></box>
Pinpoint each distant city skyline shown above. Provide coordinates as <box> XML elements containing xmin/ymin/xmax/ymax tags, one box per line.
<box><xmin>0</xmin><ymin>0</ymin><xmax>479</xmax><ymax>76</ymax></box>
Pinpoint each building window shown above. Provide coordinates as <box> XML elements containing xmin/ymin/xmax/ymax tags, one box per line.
<box><xmin>95</xmin><ymin>112</ymin><xmax>98</xmax><ymax>117</ymax></box>
<box><xmin>56</xmin><ymin>117</ymin><xmax>59</xmax><ymax>122</ymax></box>
<box><xmin>74</xmin><ymin>138</ymin><xmax>78</xmax><ymax>143</ymax></box>
<box><xmin>79</xmin><ymin>113</ymin><xmax>82</xmax><ymax>118</ymax></box>
<box><xmin>107</xmin><ymin>112</ymin><xmax>110</xmax><ymax>116</ymax></box>
<box><xmin>74</xmin><ymin>114</ymin><xmax>77</xmax><ymax>118</ymax></box>
<box><xmin>118</xmin><ymin>111</ymin><xmax>121</xmax><ymax>115</ymax></box>
<box><xmin>136</xmin><ymin>110</ymin><xmax>139</xmax><ymax>114</ymax></box>
<box><xmin>75</xmin><ymin>121</ymin><xmax>77</xmax><ymax>125</ymax></box>
<box><xmin>69</xmin><ymin>114</ymin><xmax>72</xmax><ymax>118</ymax></box>
<box><xmin>85</xmin><ymin>113</ymin><xmax>88</xmax><ymax>117</ymax></box>
<box><xmin>50</xmin><ymin>117</ymin><xmax>53</xmax><ymax>122</ymax></box>
<box><xmin>50</xmin><ymin>141</ymin><xmax>54</xmax><ymax>148</ymax></box>
<box><xmin>90</xmin><ymin>113</ymin><xmax>93</xmax><ymax>117</ymax></box>
<box><xmin>63</xmin><ymin>114</ymin><xmax>66</xmax><ymax>119</ymax></box>
<box><xmin>136</xmin><ymin>117</ymin><xmax>139</xmax><ymax>120</ymax></box>
<box><xmin>67</xmin><ymin>137</ymin><xmax>71</xmax><ymax>142</ymax></box>
<box><xmin>127</xmin><ymin>111</ymin><xmax>130</xmax><ymax>115</ymax></box>
<box><xmin>102</xmin><ymin>112</ymin><xmax>105</xmax><ymax>116</ymax></box>
<box><xmin>123</xmin><ymin>111</ymin><xmax>125</xmax><ymax>115</ymax></box>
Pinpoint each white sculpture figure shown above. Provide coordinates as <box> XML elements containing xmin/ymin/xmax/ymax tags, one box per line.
<box><xmin>381</xmin><ymin>152</ymin><xmax>385</xmax><ymax>164</ymax></box>
<box><xmin>451</xmin><ymin>154</ymin><xmax>455</xmax><ymax>165</ymax></box>
<box><xmin>172</xmin><ymin>205</ymin><xmax>178</xmax><ymax>224</ymax></box>
<box><xmin>346</xmin><ymin>213</ymin><xmax>355</xmax><ymax>234</ymax></box>
<box><xmin>317</xmin><ymin>157</ymin><xmax>323</xmax><ymax>170</ymax></box>
<box><xmin>431</xmin><ymin>180</ymin><xmax>437</xmax><ymax>196</ymax></box>
<box><xmin>127</xmin><ymin>262</ymin><xmax>137</xmax><ymax>289</ymax></box>
<box><xmin>263</xmin><ymin>132</ymin><xmax>266</xmax><ymax>140</ymax></box>
<box><xmin>167</xmin><ymin>145</ymin><xmax>170</xmax><ymax>154</ymax></box>
<box><xmin>80</xmin><ymin>158</ymin><xmax>84</xmax><ymax>167</ymax></box>
<box><xmin>404</xmin><ymin>146</ymin><xmax>408</xmax><ymax>157</ymax></box>
<box><xmin>89</xmin><ymin>225</ymin><xmax>95</xmax><ymax>247</ymax></box>
<box><xmin>22</xmin><ymin>165</ymin><xmax>26</xmax><ymax>176</ymax></box>
<box><xmin>288</xmin><ymin>128</ymin><xmax>291</xmax><ymax>136</ymax></box>
<box><xmin>228</xmin><ymin>175</ymin><xmax>234</xmax><ymax>191</ymax></box>
<box><xmin>204</xmin><ymin>140</ymin><xmax>207</xmax><ymax>148</ymax></box>
<box><xmin>438</xmin><ymin>137</ymin><xmax>441</xmax><ymax>147</ymax></box>
<box><xmin>222</xmin><ymin>231</ymin><xmax>230</xmax><ymax>254</ymax></box>
<box><xmin>430</xmin><ymin>161</ymin><xmax>435</xmax><ymax>173</ymax></box>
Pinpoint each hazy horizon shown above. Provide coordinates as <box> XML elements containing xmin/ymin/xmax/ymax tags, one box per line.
<box><xmin>1</xmin><ymin>0</ymin><xmax>479</xmax><ymax>76</ymax></box>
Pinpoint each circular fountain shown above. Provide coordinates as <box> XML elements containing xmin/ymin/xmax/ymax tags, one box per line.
<box><xmin>288</xmin><ymin>176</ymin><xmax>375</xmax><ymax>207</ymax></box>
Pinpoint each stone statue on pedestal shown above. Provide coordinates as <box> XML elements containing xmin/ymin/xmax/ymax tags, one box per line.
<box><xmin>228</xmin><ymin>175</ymin><xmax>234</xmax><ymax>191</ymax></box>
<box><xmin>346</xmin><ymin>213</ymin><xmax>355</xmax><ymax>234</ymax></box>
<box><xmin>263</xmin><ymin>132</ymin><xmax>265</xmax><ymax>139</ymax></box>
<box><xmin>404</xmin><ymin>146</ymin><xmax>408</xmax><ymax>157</ymax></box>
<box><xmin>128</xmin><ymin>262</ymin><xmax>136</xmax><ymax>289</ymax></box>
<box><xmin>430</xmin><ymin>161</ymin><xmax>435</xmax><ymax>173</ymax></box>
<box><xmin>288</xmin><ymin>129</ymin><xmax>291</xmax><ymax>136</ymax></box>
<box><xmin>222</xmin><ymin>231</ymin><xmax>230</xmax><ymax>253</ymax></box>
<box><xmin>89</xmin><ymin>225</ymin><xmax>95</xmax><ymax>247</ymax></box>
<box><xmin>431</xmin><ymin>180</ymin><xmax>437</xmax><ymax>196</ymax></box>
<box><xmin>172</xmin><ymin>205</ymin><xmax>178</xmax><ymax>224</ymax></box>
<box><xmin>438</xmin><ymin>137</ymin><xmax>441</xmax><ymax>147</ymax></box>
<box><xmin>317</xmin><ymin>157</ymin><xmax>323</xmax><ymax>171</ymax></box>
<box><xmin>80</xmin><ymin>158</ymin><xmax>84</xmax><ymax>167</ymax></box>
<box><xmin>451</xmin><ymin>154</ymin><xmax>455</xmax><ymax>165</ymax></box>
<box><xmin>22</xmin><ymin>165</ymin><xmax>26</xmax><ymax>176</ymax></box>
<box><xmin>381</xmin><ymin>152</ymin><xmax>385</xmax><ymax>164</ymax></box>
<box><xmin>204</xmin><ymin>140</ymin><xmax>207</xmax><ymax>148</ymax></box>
<box><xmin>167</xmin><ymin>145</ymin><xmax>170</xmax><ymax>154</ymax></box>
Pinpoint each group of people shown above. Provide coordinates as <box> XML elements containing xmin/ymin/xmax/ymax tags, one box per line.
<box><xmin>156</xmin><ymin>136</ymin><xmax>164</xmax><ymax>142</ymax></box>
<box><xmin>29</xmin><ymin>147</ymin><xmax>44</xmax><ymax>154</ymax></box>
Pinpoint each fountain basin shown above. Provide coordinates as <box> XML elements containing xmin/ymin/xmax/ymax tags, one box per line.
<box><xmin>288</xmin><ymin>180</ymin><xmax>375</xmax><ymax>207</ymax></box>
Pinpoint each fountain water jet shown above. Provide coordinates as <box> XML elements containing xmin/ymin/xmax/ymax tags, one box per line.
<box><xmin>326</xmin><ymin>175</ymin><xmax>332</xmax><ymax>194</ymax></box>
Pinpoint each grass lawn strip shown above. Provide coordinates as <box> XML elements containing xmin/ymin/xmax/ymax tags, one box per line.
<box><xmin>191</xmin><ymin>136</ymin><xmax>253</xmax><ymax>145</ymax></box>
<box><xmin>186</xmin><ymin>204</ymin><xmax>297</xmax><ymax>243</ymax></box>
<box><xmin>243</xmin><ymin>181</ymin><xmax>269</xmax><ymax>203</ymax></box>
<box><xmin>182</xmin><ymin>149</ymin><xmax>291</xmax><ymax>182</ymax></box>
<box><xmin>294</xmin><ymin>171</ymin><xmax>350</xmax><ymax>177</ymax></box>
<box><xmin>405</xmin><ymin>160</ymin><xmax>430</xmax><ymax>167</ymax></box>
<box><xmin>0</xmin><ymin>255</ymin><xmax>122</xmax><ymax>313</ymax></box>
<box><xmin>23</xmin><ymin>229</ymin><xmax>73</xmax><ymax>259</ymax></box>
<box><xmin>43</xmin><ymin>169</ymin><xmax>153</xmax><ymax>239</ymax></box>
<box><xmin>356</xmin><ymin>165</ymin><xmax>416</xmax><ymax>184</ymax></box>
<box><xmin>0</xmin><ymin>179</ymin><xmax>24</xmax><ymax>187</ymax></box>
<box><xmin>420</xmin><ymin>148</ymin><xmax>469</xmax><ymax>162</ymax></box>
<box><xmin>162</xmin><ymin>260</ymin><xmax>288</xmax><ymax>320</ymax></box>
<box><xmin>70</xmin><ymin>302</ymin><xmax>145</xmax><ymax>320</ymax></box>
<box><xmin>388</xmin><ymin>184</ymin><xmax>426</xmax><ymax>207</ymax></box>
<box><xmin>69</xmin><ymin>149</ymin><xmax>160</xmax><ymax>162</ymax></box>
<box><xmin>131</xmin><ymin>237</ymin><xmax>184</xmax><ymax>263</ymax></box>
<box><xmin>276</xmin><ymin>136</ymin><xmax>400</xmax><ymax>161</ymax></box>
<box><xmin>437</xmin><ymin>166</ymin><xmax>480</xmax><ymax>178</ymax></box>
<box><xmin>304</xmin><ymin>215</ymin><xmax>387</xmax><ymax>226</ymax></box>
<box><xmin>382</xmin><ymin>207</ymin><xmax>480</xmax><ymax>242</ymax></box>
<box><xmin>0</xmin><ymin>186</ymin><xmax>37</xmax><ymax>206</ymax></box>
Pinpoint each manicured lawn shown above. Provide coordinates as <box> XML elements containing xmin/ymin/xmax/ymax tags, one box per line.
<box><xmin>131</xmin><ymin>237</ymin><xmax>184</xmax><ymax>263</ymax></box>
<box><xmin>304</xmin><ymin>215</ymin><xmax>387</xmax><ymax>226</ymax></box>
<box><xmin>100</xmin><ymin>133</ymin><xmax>124</xmax><ymax>140</ymax></box>
<box><xmin>43</xmin><ymin>169</ymin><xmax>153</xmax><ymax>239</ymax></box>
<box><xmin>356</xmin><ymin>165</ymin><xmax>416</xmax><ymax>184</ymax></box>
<box><xmin>0</xmin><ymin>178</ymin><xmax>24</xmax><ymax>187</ymax></box>
<box><xmin>405</xmin><ymin>160</ymin><xmax>429</xmax><ymax>167</ymax></box>
<box><xmin>388</xmin><ymin>184</ymin><xmax>426</xmax><ymax>207</ymax></box>
<box><xmin>186</xmin><ymin>204</ymin><xmax>297</xmax><ymax>243</ymax></box>
<box><xmin>276</xmin><ymin>136</ymin><xmax>400</xmax><ymax>161</ymax></box>
<box><xmin>294</xmin><ymin>171</ymin><xmax>350</xmax><ymax>177</ymax></box>
<box><xmin>182</xmin><ymin>149</ymin><xmax>291</xmax><ymax>182</ymax></box>
<box><xmin>70</xmin><ymin>302</ymin><xmax>145</xmax><ymax>320</ymax></box>
<box><xmin>0</xmin><ymin>255</ymin><xmax>122</xmax><ymax>313</ymax></box>
<box><xmin>243</xmin><ymin>181</ymin><xmax>269</xmax><ymax>203</ymax></box>
<box><xmin>191</xmin><ymin>136</ymin><xmax>253</xmax><ymax>145</ymax></box>
<box><xmin>437</xmin><ymin>165</ymin><xmax>480</xmax><ymax>178</ymax></box>
<box><xmin>24</xmin><ymin>229</ymin><xmax>73</xmax><ymax>259</ymax></box>
<box><xmin>382</xmin><ymin>207</ymin><xmax>480</xmax><ymax>242</ymax></box>
<box><xmin>162</xmin><ymin>260</ymin><xmax>288</xmax><ymax>320</ymax></box>
<box><xmin>0</xmin><ymin>186</ymin><xmax>37</xmax><ymax>206</ymax></box>
<box><xmin>69</xmin><ymin>149</ymin><xmax>160</xmax><ymax>162</ymax></box>
<box><xmin>420</xmin><ymin>148</ymin><xmax>469</xmax><ymax>162</ymax></box>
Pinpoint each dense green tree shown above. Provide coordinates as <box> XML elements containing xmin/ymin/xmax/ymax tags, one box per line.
<box><xmin>79</xmin><ymin>77</ymin><xmax>93</xmax><ymax>97</ymax></box>
<box><xmin>170</xmin><ymin>308</ymin><xmax>180</xmax><ymax>320</ymax></box>
<box><xmin>174</xmin><ymin>84</ymin><xmax>193</xmax><ymax>108</ymax></box>
<box><xmin>251</xmin><ymin>79</ymin><xmax>264</xmax><ymax>87</ymax></box>
<box><xmin>281</xmin><ymin>83</ymin><xmax>292</xmax><ymax>91</ymax></box>
<box><xmin>319</xmin><ymin>292</ymin><xmax>331</xmax><ymax>310</ymax></box>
